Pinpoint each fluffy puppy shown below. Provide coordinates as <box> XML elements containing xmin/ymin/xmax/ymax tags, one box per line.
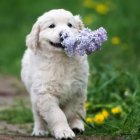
<box><xmin>21</xmin><ymin>9</ymin><xmax>89</xmax><ymax>140</ymax></box>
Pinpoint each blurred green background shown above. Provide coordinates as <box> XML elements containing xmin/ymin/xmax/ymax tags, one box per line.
<box><xmin>0</xmin><ymin>0</ymin><xmax>139</xmax><ymax>76</ymax></box>
<box><xmin>0</xmin><ymin>0</ymin><xmax>140</xmax><ymax>137</ymax></box>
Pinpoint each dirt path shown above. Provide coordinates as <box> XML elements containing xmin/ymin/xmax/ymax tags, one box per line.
<box><xmin>0</xmin><ymin>135</ymin><xmax>125</xmax><ymax>140</ymax></box>
<box><xmin>0</xmin><ymin>76</ymin><xmax>31</xmax><ymax>134</ymax></box>
<box><xmin>0</xmin><ymin>76</ymin><xmax>29</xmax><ymax>110</ymax></box>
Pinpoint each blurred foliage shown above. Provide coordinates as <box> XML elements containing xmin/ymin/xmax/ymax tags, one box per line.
<box><xmin>0</xmin><ymin>0</ymin><xmax>139</xmax><ymax>75</ymax></box>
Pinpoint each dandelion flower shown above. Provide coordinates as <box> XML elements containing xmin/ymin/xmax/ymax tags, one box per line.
<box><xmin>111</xmin><ymin>106</ymin><xmax>122</xmax><ymax>115</ymax></box>
<box><xmin>95</xmin><ymin>4</ymin><xmax>109</xmax><ymax>15</ymax></box>
<box><xmin>83</xmin><ymin>0</ymin><xmax>95</xmax><ymax>9</ymax></box>
<box><xmin>94</xmin><ymin>113</ymin><xmax>105</xmax><ymax>124</ymax></box>
<box><xmin>85</xmin><ymin>102</ymin><xmax>91</xmax><ymax>109</ymax></box>
<box><xmin>111</xmin><ymin>36</ymin><xmax>121</xmax><ymax>45</ymax></box>
<box><xmin>84</xmin><ymin>15</ymin><xmax>94</xmax><ymax>26</ymax></box>
<box><xmin>86</xmin><ymin>117</ymin><xmax>94</xmax><ymax>123</ymax></box>
<box><xmin>101</xmin><ymin>109</ymin><xmax>109</xmax><ymax>119</ymax></box>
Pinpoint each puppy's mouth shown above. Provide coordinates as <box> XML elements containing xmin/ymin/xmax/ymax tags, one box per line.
<box><xmin>49</xmin><ymin>41</ymin><xmax>65</xmax><ymax>49</ymax></box>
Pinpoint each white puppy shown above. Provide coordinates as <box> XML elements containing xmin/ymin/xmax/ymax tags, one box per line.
<box><xmin>21</xmin><ymin>9</ymin><xmax>89</xmax><ymax>140</ymax></box>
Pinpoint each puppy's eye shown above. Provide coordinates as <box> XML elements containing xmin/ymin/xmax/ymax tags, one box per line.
<box><xmin>49</xmin><ymin>24</ymin><xmax>55</xmax><ymax>28</ymax></box>
<box><xmin>67</xmin><ymin>23</ymin><xmax>73</xmax><ymax>28</ymax></box>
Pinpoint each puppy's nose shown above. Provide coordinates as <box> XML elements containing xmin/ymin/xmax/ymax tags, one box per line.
<box><xmin>59</xmin><ymin>32</ymin><xmax>63</xmax><ymax>42</ymax></box>
<box><xmin>59</xmin><ymin>32</ymin><xmax>63</xmax><ymax>37</ymax></box>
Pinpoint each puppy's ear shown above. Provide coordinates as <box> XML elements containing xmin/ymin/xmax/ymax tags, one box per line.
<box><xmin>74</xmin><ymin>15</ymin><xmax>84</xmax><ymax>30</ymax></box>
<box><xmin>26</xmin><ymin>21</ymin><xmax>40</xmax><ymax>52</ymax></box>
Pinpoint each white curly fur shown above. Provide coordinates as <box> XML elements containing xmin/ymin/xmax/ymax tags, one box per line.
<box><xmin>21</xmin><ymin>9</ymin><xmax>89</xmax><ymax>140</ymax></box>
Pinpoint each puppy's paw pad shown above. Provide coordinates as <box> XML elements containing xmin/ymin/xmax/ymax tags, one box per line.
<box><xmin>72</xmin><ymin>128</ymin><xmax>84</xmax><ymax>135</ymax></box>
<box><xmin>32</xmin><ymin>129</ymin><xmax>46</xmax><ymax>137</ymax></box>
<box><xmin>61</xmin><ymin>138</ymin><xmax>73</xmax><ymax>140</ymax></box>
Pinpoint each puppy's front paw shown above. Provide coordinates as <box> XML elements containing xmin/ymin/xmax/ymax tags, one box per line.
<box><xmin>32</xmin><ymin>129</ymin><xmax>46</xmax><ymax>137</ymax></box>
<box><xmin>70</xmin><ymin>119</ymin><xmax>85</xmax><ymax>135</ymax></box>
<box><xmin>53</xmin><ymin>125</ymin><xmax>75</xmax><ymax>140</ymax></box>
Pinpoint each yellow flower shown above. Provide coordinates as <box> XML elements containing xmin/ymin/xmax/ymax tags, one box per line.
<box><xmin>111</xmin><ymin>36</ymin><xmax>121</xmax><ymax>45</ymax></box>
<box><xmin>101</xmin><ymin>109</ymin><xmax>109</xmax><ymax>119</ymax></box>
<box><xmin>86</xmin><ymin>117</ymin><xmax>94</xmax><ymax>123</ymax></box>
<box><xmin>85</xmin><ymin>102</ymin><xmax>91</xmax><ymax>109</ymax></box>
<box><xmin>83</xmin><ymin>15</ymin><xmax>94</xmax><ymax>26</ymax></box>
<box><xmin>83</xmin><ymin>0</ymin><xmax>95</xmax><ymax>8</ymax></box>
<box><xmin>95</xmin><ymin>3</ymin><xmax>109</xmax><ymax>15</ymax></box>
<box><xmin>111</xmin><ymin>106</ymin><xmax>122</xmax><ymax>115</ymax></box>
<box><xmin>94</xmin><ymin>113</ymin><xmax>105</xmax><ymax>124</ymax></box>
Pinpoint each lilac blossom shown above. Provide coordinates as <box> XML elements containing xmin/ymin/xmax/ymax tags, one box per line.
<box><xmin>61</xmin><ymin>27</ymin><xmax>107</xmax><ymax>57</ymax></box>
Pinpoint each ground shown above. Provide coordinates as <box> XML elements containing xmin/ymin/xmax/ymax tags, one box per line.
<box><xmin>0</xmin><ymin>76</ymin><xmax>126</xmax><ymax>140</ymax></box>
<box><xmin>0</xmin><ymin>76</ymin><xmax>30</xmax><ymax>135</ymax></box>
<box><xmin>0</xmin><ymin>135</ymin><xmax>125</xmax><ymax>140</ymax></box>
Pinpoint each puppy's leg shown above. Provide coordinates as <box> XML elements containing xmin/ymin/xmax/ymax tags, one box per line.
<box><xmin>64</xmin><ymin>95</ymin><xmax>86</xmax><ymax>135</ymax></box>
<box><xmin>31</xmin><ymin>102</ymin><xmax>47</xmax><ymax>136</ymax></box>
<box><xmin>37</xmin><ymin>94</ymin><xmax>75</xmax><ymax>140</ymax></box>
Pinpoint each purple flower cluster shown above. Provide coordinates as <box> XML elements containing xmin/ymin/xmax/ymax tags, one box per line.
<box><xmin>61</xmin><ymin>27</ymin><xmax>107</xmax><ymax>57</ymax></box>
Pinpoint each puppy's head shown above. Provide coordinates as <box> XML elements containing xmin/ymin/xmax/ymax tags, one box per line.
<box><xmin>26</xmin><ymin>9</ymin><xmax>84</xmax><ymax>53</ymax></box>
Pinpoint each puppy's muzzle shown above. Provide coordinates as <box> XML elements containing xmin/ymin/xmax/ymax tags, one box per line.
<box><xmin>49</xmin><ymin>32</ymin><xmax>66</xmax><ymax>49</ymax></box>
<box><xmin>49</xmin><ymin>42</ymin><xmax>65</xmax><ymax>50</ymax></box>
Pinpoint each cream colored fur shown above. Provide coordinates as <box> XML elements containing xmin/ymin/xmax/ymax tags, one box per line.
<box><xmin>21</xmin><ymin>9</ymin><xmax>89</xmax><ymax>140</ymax></box>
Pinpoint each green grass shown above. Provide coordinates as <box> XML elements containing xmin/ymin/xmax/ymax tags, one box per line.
<box><xmin>85</xmin><ymin>66</ymin><xmax>140</xmax><ymax>139</ymax></box>
<box><xmin>0</xmin><ymin>100</ymin><xmax>33</xmax><ymax>124</ymax></box>
<box><xmin>0</xmin><ymin>0</ymin><xmax>140</xmax><ymax>139</ymax></box>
